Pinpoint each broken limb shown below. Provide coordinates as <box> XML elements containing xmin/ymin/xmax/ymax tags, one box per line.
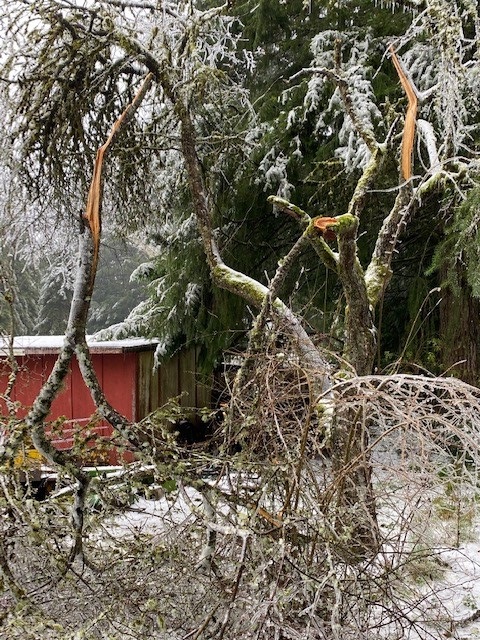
<box><xmin>27</xmin><ymin>72</ymin><xmax>154</xmax><ymax>455</ymax></box>
<box><xmin>268</xmin><ymin>196</ymin><xmax>339</xmax><ymax>272</ymax></box>
<box><xmin>24</xmin><ymin>74</ymin><xmax>154</xmax><ymax>563</ymax></box>
<box><xmin>83</xmin><ymin>72</ymin><xmax>154</xmax><ymax>278</ymax></box>
<box><xmin>389</xmin><ymin>45</ymin><xmax>418</xmax><ymax>181</ymax></box>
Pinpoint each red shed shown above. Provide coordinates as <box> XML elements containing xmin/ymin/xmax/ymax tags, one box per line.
<box><xmin>0</xmin><ymin>336</ymin><xmax>212</xmax><ymax>464</ymax></box>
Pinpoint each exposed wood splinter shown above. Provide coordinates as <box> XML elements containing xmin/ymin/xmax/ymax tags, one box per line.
<box><xmin>389</xmin><ymin>45</ymin><xmax>417</xmax><ymax>181</ymax></box>
<box><xmin>84</xmin><ymin>73</ymin><xmax>154</xmax><ymax>280</ymax></box>
<box><xmin>313</xmin><ymin>216</ymin><xmax>338</xmax><ymax>241</ymax></box>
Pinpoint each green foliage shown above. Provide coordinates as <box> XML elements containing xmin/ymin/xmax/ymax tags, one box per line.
<box><xmin>88</xmin><ymin>238</ymin><xmax>149</xmax><ymax>333</ymax></box>
<box><xmin>0</xmin><ymin>254</ymin><xmax>39</xmax><ymax>336</ymax></box>
<box><xmin>430</xmin><ymin>185</ymin><xmax>480</xmax><ymax>298</ymax></box>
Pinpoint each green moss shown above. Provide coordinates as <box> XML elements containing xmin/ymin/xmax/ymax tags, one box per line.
<box><xmin>212</xmin><ymin>265</ymin><xmax>267</xmax><ymax>307</ymax></box>
<box><xmin>267</xmin><ymin>196</ymin><xmax>309</xmax><ymax>221</ymax></box>
<box><xmin>365</xmin><ymin>259</ymin><xmax>392</xmax><ymax>305</ymax></box>
<box><xmin>347</xmin><ymin>146</ymin><xmax>386</xmax><ymax>217</ymax></box>
<box><xmin>331</xmin><ymin>213</ymin><xmax>358</xmax><ymax>234</ymax></box>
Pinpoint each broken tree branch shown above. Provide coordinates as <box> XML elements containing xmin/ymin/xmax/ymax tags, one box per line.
<box><xmin>25</xmin><ymin>73</ymin><xmax>154</xmax><ymax>563</ymax></box>
<box><xmin>84</xmin><ymin>72</ymin><xmax>154</xmax><ymax>281</ymax></box>
<box><xmin>389</xmin><ymin>45</ymin><xmax>418</xmax><ymax>181</ymax></box>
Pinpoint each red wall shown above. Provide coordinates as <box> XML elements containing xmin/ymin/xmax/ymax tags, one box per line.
<box><xmin>0</xmin><ymin>352</ymin><xmax>138</xmax><ymax>464</ymax></box>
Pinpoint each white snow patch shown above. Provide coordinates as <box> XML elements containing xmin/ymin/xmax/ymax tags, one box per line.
<box><xmin>0</xmin><ymin>335</ymin><xmax>159</xmax><ymax>356</ymax></box>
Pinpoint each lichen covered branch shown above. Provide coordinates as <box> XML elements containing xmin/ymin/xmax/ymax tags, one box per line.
<box><xmin>268</xmin><ymin>196</ymin><xmax>339</xmax><ymax>272</ymax></box>
<box><xmin>25</xmin><ymin>74</ymin><xmax>154</xmax><ymax>563</ymax></box>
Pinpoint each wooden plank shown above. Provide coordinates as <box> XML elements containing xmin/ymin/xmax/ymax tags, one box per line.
<box><xmin>137</xmin><ymin>351</ymin><xmax>158</xmax><ymax>419</ymax></box>
<box><xmin>195</xmin><ymin>348</ymin><xmax>212</xmax><ymax>409</ymax></box>
<box><xmin>179</xmin><ymin>349</ymin><xmax>196</xmax><ymax>410</ymax></box>
<box><xmin>149</xmin><ymin>352</ymin><xmax>159</xmax><ymax>414</ymax></box>
<box><xmin>159</xmin><ymin>354</ymin><xmax>180</xmax><ymax>407</ymax></box>
<box><xmin>103</xmin><ymin>352</ymin><xmax>136</xmax><ymax>420</ymax></box>
<box><xmin>12</xmin><ymin>355</ymin><xmax>49</xmax><ymax>418</ymax></box>
<box><xmin>196</xmin><ymin>375</ymin><xmax>212</xmax><ymax>410</ymax></box>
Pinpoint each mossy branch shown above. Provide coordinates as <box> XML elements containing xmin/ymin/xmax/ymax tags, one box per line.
<box><xmin>346</xmin><ymin>144</ymin><xmax>386</xmax><ymax>219</ymax></box>
<box><xmin>24</xmin><ymin>74</ymin><xmax>154</xmax><ymax>565</ymax></box>
<box><xmin>268</xmin><ymin>196</ymin><xmax>339</xmax><ymax>272</ymax></box>
<box><xmin>366</xmin><ymin>172</ymin><xmax>445</xmax><ymax>306</ymax></box>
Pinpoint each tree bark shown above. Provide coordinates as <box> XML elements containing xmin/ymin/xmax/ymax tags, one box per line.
<box><xmin>440</xmin><ymin>265</ymin><xmax>480</xmax><ymax>386</ymax></box>
<box><xmin>24</xmin><ymin>74</ymin><xmax>153</xmax><ymax>563</ymax></box>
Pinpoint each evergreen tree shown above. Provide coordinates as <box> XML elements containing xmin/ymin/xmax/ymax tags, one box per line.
<box><xmin>0</xmin><ymin>252</ymin><xmax>39</xmax><ymax>336</ymax></box>
<box><xmin>2</xmin><ymin>0</ymin><xmax>480</xmax><ymax>374</ymax></box>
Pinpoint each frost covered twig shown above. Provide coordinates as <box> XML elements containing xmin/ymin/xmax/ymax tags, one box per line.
<box><xmin>195</xmin><ymin>492</ymin><xmax>218</xmax><ymax>575</ymax></box>
<box><xmin>417</xmin><ymin>118</ymin><xmax>441</xmax><ymax>172</ymax></box>
<box><xmin>217</xmin><ymin>533</ymin><xmax>249</xmax><ymax>640</ymax></box>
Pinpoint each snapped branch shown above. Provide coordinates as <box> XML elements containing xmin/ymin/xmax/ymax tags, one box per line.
<box><xmin>268</xmin><ymin>196</ymin><xmax>339</xmax><ymax>272</ymax></box>
<box><xmin>389</xmin><ymin>45</ymin><xmax>418</xmax><ymax>181</ymax></box>
<box><xmin>25</xmin><ymin>73</ymin><xmax>154</xmax><ymax>561</ymax></box>
<box><xmin>84</xmin><ymin>72</ymin><xmax>154</xmax><ymax>283</ymax></box>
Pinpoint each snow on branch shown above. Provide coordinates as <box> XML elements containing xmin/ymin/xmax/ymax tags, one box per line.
<box><xmin>417</xmin><ymin>118</ymin><xmax>441</xmax><ymax>173</ymax></box>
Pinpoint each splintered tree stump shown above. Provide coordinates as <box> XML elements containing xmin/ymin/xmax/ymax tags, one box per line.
<box><xmin>313</xmin><ymin>217</ymin><xmax>338</xmax><ymax>241</ymax></box>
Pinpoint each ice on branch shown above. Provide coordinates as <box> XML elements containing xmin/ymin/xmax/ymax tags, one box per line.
<box><xmin>257</xmin><ymin>149</ymin><xmax>294</xmax><ymax>199</ymax></box>
<box><xmin>306</xmin><ymin>31</ymin><xmax>381</xmax><ymax>171</ymax></box>
<box><xmin>130</xmin><ymin>261</ymin><xmax>157</xmax><ymax>282</ymax></box>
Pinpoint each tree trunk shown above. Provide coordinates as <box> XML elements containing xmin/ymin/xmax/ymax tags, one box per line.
<box><xmin>328</xmin><ymin>406</ymin><xmax>379</xmax><ymax>561</ymax></box>
<box><xmin>440</xmin><ymin>265</ymin><xmax>480</xmax><ymax>386</ymax></box>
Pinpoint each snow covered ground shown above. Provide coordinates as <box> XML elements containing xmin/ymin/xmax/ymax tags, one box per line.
<box><xmin>89</xmin><ymin>467</ymin><xmax>480</xmax><ymax>640</ymax></box>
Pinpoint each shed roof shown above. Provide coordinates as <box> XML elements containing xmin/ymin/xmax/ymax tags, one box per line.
<box><xmin>0</xmin><ymin>336</ymin><xmax>159</xmax><ymax>357</ymax></box>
